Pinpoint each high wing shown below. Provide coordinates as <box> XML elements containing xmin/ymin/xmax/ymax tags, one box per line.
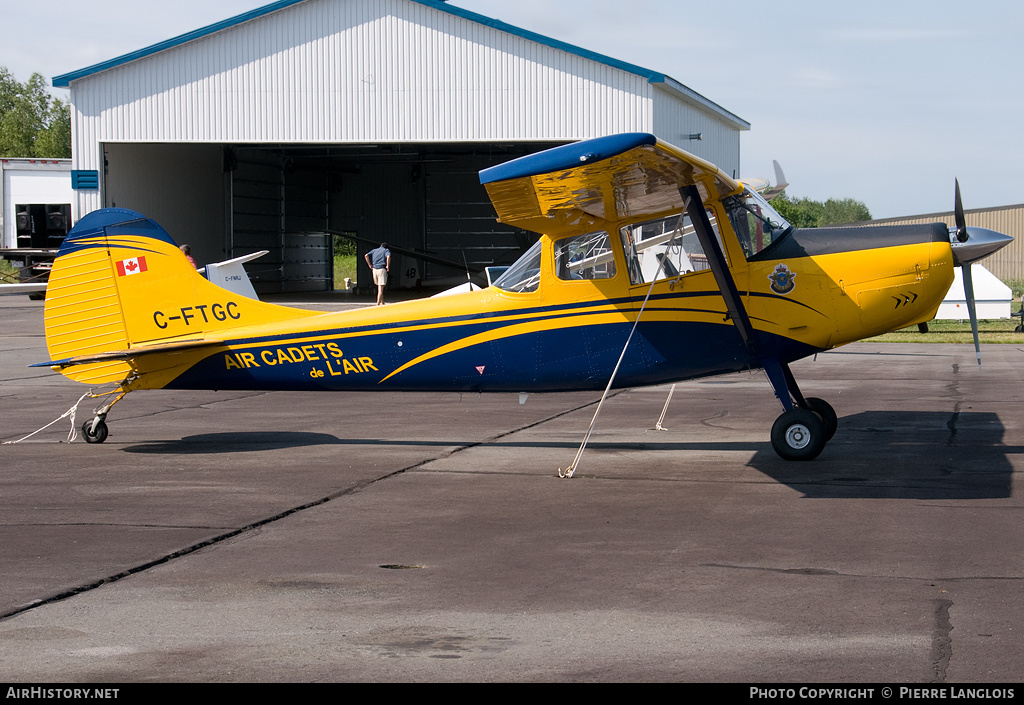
<box><xmin>479</xmin><ymin>133</ymin><xmax>740</xmax><ymax>232</ymax></box>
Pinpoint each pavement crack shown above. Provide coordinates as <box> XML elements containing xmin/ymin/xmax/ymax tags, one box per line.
<box><xmin>699</xmin><ymin>410</ymin><xmax>730</xmax><ymax>429</ymax></box>
<box><xmin>930</xmin><ymin>598</ymin><xmax>953</xmax><ymax>683</ymax></box>
<box><xmin>946</xmin><ymin>362</ymin><xmax>962</xmax><ymax>447</ymax></box>
<box><xmin>700</xmin><ymin>563</ymin><xmax>839</xmax><ymax>576</ymax></box>
<box><xmin>946</xmin><ymin>402</ymin><xmax>961</xmax><ymax>446</ymax></box>
<box><xmin>399</xmin><ymin>394</ymin><xmax>609</xmax><ymax>472</ymax></box>
<box><xmin>0</xmin><ymin>394</ymin><xmax>605</xmax><ymax>623</ymax></box>
<box><xmin>0</xmin><ymin>469</ymin><xmax>401</xmax><ymax>624</ymax></box>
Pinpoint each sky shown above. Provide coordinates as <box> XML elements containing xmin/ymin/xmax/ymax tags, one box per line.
<box><xmin>4</xmin><ymin>0</ymin><xmax>1023</xmax><ymax>219</ymax></box>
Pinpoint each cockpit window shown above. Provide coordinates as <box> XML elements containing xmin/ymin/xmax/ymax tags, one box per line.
<box><xmin>724</xmin><ymin>188</ymin><xmax>792</xmax><ymax>259</ymax></box>
<box><xmin>492</xmin><ymin>239</ymin><xmax>542</xmax><ymax>293</ymax></box>
<box><xmin>618</xmin><ymin>209</ymin><xmax>723</xmax><ymax>286</ymax></box>
<box><xmin>554</xmin><ymin>231</ymin><xmax>616</xmax><ymax>281</ymax></box>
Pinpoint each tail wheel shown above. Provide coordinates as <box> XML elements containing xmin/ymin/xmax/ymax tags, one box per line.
<box><xmin>771</xmin><ymin>408</ymin><xmax>825</xmax><ymax>461</ymax></box>
<box><xmin>82</xmin><ymin>419</ymin><xmax>108</xmax><ymax>444</ymax></box>
<box><xmin>803</xmin><ymin>397</ymin><xmax>837</xmax><ymax>441</ymax></box>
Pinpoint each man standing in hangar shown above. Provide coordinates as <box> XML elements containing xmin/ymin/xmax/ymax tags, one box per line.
<box><xmin>364</xmin><ymin>242</ymin><xmax>391</xmax><ymax>305</ymax></box>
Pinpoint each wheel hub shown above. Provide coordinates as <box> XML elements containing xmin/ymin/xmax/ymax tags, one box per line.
<box><xmin>785</xmin><ymin>423</ymin><xmax>811</xmax><ymax>449</ymax></box>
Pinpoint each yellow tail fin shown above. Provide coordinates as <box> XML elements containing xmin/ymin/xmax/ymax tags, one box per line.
<box><xmin>43</xmin><ymin>208</ymin><xmax>316</xmax><ymax>385</ymax></box>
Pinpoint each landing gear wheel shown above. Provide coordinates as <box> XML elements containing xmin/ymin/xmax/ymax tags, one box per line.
<box><xmin>803</xmin><ymin>397</ymin><xmax>837</xmax><ymax>441</ymax></box>
<box><xmin>82</xmin><ymin>419</ymin><xmax>108</xmax><ymax>444</ymax></box>
<box><xmin>771</xmin><ymin>408</ymin><xmax>825</xmax><ymax>461</ymax></box>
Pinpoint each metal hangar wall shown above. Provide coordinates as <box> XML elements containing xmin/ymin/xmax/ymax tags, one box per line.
<box><xmin>54</xmin><ymin>0</ymin><xmax>749</xmax><ymax>293</ymax></box>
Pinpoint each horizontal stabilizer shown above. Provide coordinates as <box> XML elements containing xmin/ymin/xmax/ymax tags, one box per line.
<box><xmin>32</xmin><ymin>337</ymin><xmax>224</xmax><ymax>369</ymax></box>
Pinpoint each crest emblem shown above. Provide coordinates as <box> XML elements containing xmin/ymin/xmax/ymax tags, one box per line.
<box><xmin>768</xmin><ymin>264</ymin><xmax>796</xmax><ymax>294</ymax></box>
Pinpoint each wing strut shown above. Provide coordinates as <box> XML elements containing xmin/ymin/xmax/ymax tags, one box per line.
<box><xmin>681</xmin><ymin>185</ymin><xmax>758</xmax><ymax>356</ymax></box>
<box><xmin>681</xmin><ymin>187</ymin><xmax>806</xmax><ymax>414</ymax></box>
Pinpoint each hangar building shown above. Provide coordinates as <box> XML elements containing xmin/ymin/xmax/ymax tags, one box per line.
<box><xmin>53</xmin><ymin>0</ymin><xmax>749</xmax><ymax>293</ymax></box>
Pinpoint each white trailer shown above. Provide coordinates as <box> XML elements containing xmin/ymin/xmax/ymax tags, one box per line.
<box><xmin>1</xmin><ymin>158</ymin><xmax>73</xmax><ymax>250</ymax></box>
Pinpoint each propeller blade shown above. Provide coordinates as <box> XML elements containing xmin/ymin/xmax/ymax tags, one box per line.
<box><xmin>954</xmin><ymin>179</ymin><xmax>969</xmax><ymax>243</ymax></box>
<box><xmin>961</xmin><ymin>263</ymin><xmax>982</xmax><ymax>368</ymax></box>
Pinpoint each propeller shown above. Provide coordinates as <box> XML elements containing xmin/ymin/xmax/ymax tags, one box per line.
<box><xmin>954</xmin><ymin>180</ymin><xmax>969</xmax><ymax>243</ymax></box>
<box><xmin>948</xmin><ymin>180</ymin><xmax>1014</xmax><ymax>368</ymax></box>
<box><xmin>954</xmin><ymin>180</ymin><xmax>982</xmax><ymax>368</ymax></box>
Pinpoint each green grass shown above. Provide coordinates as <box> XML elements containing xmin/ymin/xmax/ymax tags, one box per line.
<box><xmin>867</xmin><ymin>318</ymin><xmax>1022</xmax><ymax>343</ymax></box>
<box><xmin>333</xmin><ymin>254</ymin><xmax>357</xmax><ymax>290</ymax></box>
<box><xmin>0</xmin><ymin>258</ymin><xmax>19</xmax><ymax>283</ymax></box>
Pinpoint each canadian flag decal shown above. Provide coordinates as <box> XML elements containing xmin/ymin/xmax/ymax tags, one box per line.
<box><xmin>116</xmin><ymin>256</ymin><xmax>148</xmax><ymax>277</ymax></box>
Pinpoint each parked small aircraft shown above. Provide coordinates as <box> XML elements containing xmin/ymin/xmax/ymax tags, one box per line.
<box><xmin>34</xmin><ymin>133</ymin><xmax>1011</xmax><ymax>459</ymax></box>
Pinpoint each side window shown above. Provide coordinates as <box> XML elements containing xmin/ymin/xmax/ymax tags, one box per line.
<box><xmin>619</xmin><ymin>209</ymin><xmax>723</xmax><ymax>285</ymax></box>
<box><xmin>554</xmin><ymin>231</ymin><xmax>617</xmax><ymax>281</ymax></box>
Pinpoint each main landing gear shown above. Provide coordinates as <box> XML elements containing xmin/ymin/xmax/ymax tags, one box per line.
<box><xmin>764</xmin><ymin>359</ymin><xmax>837</xmax><ymax>461</ymax></box>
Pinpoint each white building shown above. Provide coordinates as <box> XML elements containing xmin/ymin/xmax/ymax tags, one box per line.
<box><xmin>53</xmin><ymin>0</ymin><xmax>749</xmax><ymax>292</ymax></box>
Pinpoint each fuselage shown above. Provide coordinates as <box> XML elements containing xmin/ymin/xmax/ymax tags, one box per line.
<box><xmin>146</xmin><ymin>208</ymin><xmax>954</xmax><ymax>395</ymax></box>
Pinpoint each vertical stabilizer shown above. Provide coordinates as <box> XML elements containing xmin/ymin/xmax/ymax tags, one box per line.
<box><xmin>43</xmin><ymin>208</ymin><xmax>318</xmax><ymax>385</ymax></box>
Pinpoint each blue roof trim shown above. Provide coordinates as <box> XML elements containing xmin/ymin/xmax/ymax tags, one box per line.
<box><xmin>53</xmin><ymin>0</ymin><xmax>308</xmax><ymax>87</ymax></box>
<box><xmin>479</xmin><ymin>133</ymin><xmax>657</xmax><ymax>184</ymax></box>
<box><xmin>53</xmin><ymin>0</ymin><xmax>664</xmax><ymax>89</ymax></box>
<box><xmin>422</xmin><ymin>3</ymin><xmax>748</xmax><ymax>128</ymax></box>
<box><xmin>49</xmin><ymin>1</ymin><xmax>747</xmax><ymax>127</ymax></box>
<box><xmin>415</xmin><ymin>1</ymin><xmax>667</xmax><ymax>83</ymax></box>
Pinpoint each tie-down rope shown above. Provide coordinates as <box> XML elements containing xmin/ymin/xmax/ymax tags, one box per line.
<box><xmin>3</xmin><ymin>387</ymin><xmax>121</xmax><ymax>445</ymax></box>
<box><xmin>558</xmin><ymin>206</ymin><xmax>686</xmax><ymax>478</ymax></box>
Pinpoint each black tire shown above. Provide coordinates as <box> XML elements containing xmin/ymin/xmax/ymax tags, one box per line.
<box><xmin>82</xmin><ymin>419</ymin><xmax>108</xmax><ymax>444</ymax></box>
<box><xmin>771</xmin><ymin>408</ymin><xmax>825</xmax><ymax>461</ymax></box>
<box><xmin>803</xmin><ymin>397</ymin><xmax>838</xmax><ymax>441</ymax></box>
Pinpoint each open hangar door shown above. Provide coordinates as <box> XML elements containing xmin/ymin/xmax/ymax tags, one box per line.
<box><xmin>228</xmin><ymin>143</ymin><xmax>556</xmax><ymax>294</ymax></box>
<box><xmin>105</xmin><ymin>142</ymin><xmax>555</xmax><ymax>295</ymax></box>
<box><xmin>102</xmin><ymin>143</ymin><xmax>226</xmax><ymax>269</ymax></box>
<box><xmin>104</xmin><ymin>143</ymin><xmax>334</xmax><ymax>294</ymax></box>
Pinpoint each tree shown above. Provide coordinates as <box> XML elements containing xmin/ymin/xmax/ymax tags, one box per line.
<box><xmin>771</xmin><ymin>192</ymin><xmax>824</xmax><ymax>228</ymax></box>
<box><xmin>770</xmin><ymin>191</ymin><xmax>870</xmax><ymax>227</ymax></box>
<box><xmin>820</xmin><ymin>198</ymin><xmax>871</xmax><ymax>226</ymax></box>
<box><xmin>0</xmin><ymin>68</ymin><xmax>71</xmax><ymax>158</ymax></box>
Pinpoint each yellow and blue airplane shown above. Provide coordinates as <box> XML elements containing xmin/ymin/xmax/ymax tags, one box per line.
<box><xmin>35</xmin><ymin>133</ymin><xmax>1011</xmax><ymax>459</ymax></box>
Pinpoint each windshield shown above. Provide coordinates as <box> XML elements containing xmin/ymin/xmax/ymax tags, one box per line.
<box><xmin>492</xmin><ymin>239</ymin><xmax>542</xmax><ymax>293</ymax></box>
<box><xmin>724</xmin><ymin>187</ymin><xmax>792</xmax><ymax>259</ymax></box>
